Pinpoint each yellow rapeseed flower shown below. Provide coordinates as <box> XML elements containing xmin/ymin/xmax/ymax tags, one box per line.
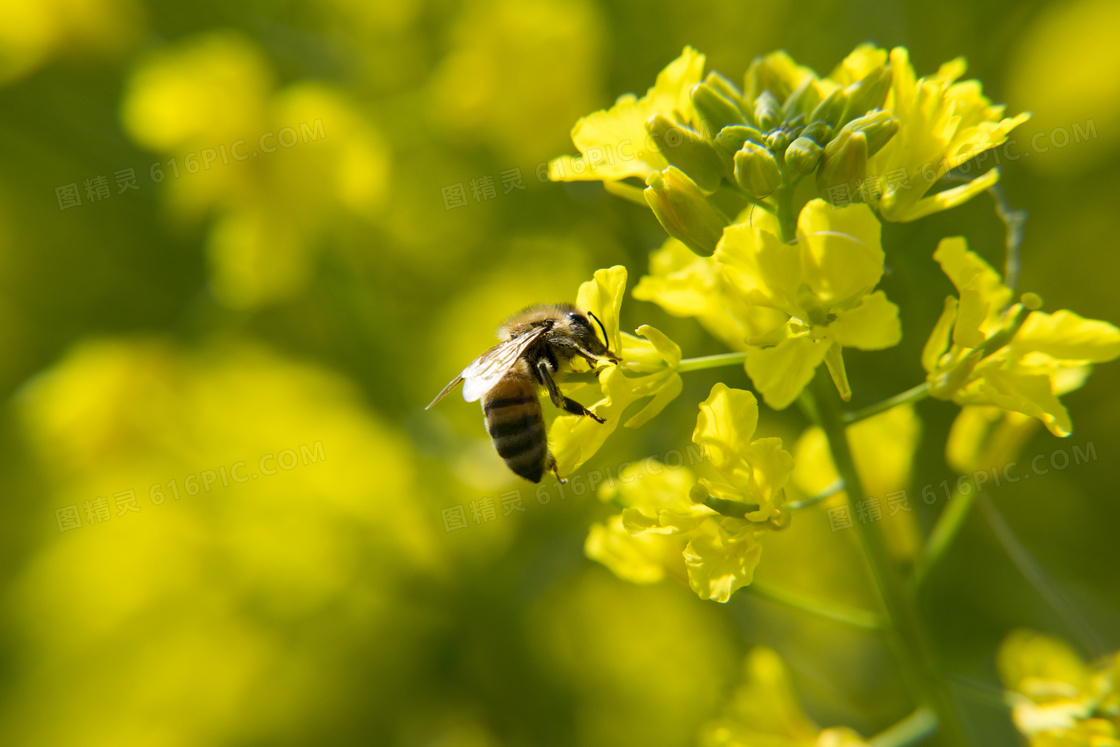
<box><xmin>548</xmin><ymin>266</ymin><xmax>682</xmax><ymax>474</ymax></box>
<box><xmin>700</xmin><ymin>647</ymin><xmax>872</xmax><ymax>747</ymax></box>
<box><xmin>633</xmin><ymin>235</ymin><xmax>789</xmax><ymax>351</ymax></box>
<box><xmin>549</xmin><ymin>47</ymin><xmax>706</xmax><ymax>183</ymax></box>
<box><xmin>857</xmin><ymin>47</ymin><xmax>1031</xmax><ymax>222</ymax></box>
<box><xmin>587</xmin><ymin>384</ymin><xmax>793</xmax><ymax>603</ymax></box>
<box><xmin>923</xmin><ymin>238</ymin><xmax>1120</xmax><ymax>436</ymax></box>
<box><xmin>999</xmin><ymin>630</ymin><xmax>1120</xmax><ymax>745</ymax></box>
<box><xmin>715</xmin><ymin>200</ymin><xmax>901</xmax><ymax>409</ymax></box>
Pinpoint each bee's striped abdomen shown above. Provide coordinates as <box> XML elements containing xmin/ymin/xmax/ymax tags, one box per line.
<box><xmin>482</xmin><ymin>374</ymin><xmax>550</xmax><ymax>483</ymax></box>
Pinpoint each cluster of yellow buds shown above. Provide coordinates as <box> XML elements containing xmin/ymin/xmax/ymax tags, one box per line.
<box><xmin>552</xmin><ymin>45</ymin><xmax>1030</xmax><ymax>255</ymax></box>
<box><xmin>636</xmin><ymin>51</ymin><xmax>901</xmax><ymax>254</ymax></box>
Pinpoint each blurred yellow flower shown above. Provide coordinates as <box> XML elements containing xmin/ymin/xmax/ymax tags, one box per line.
<box><xmin>549</xmin><ymin>266</ymin><xmax>682</xmax><ymax>475</ymax></box>
<box><xmin>716</xmin><ymin>199</ymin><xmax>900</xmax><ymax>409</ymax></box>
<box><xmin>8</xmin><ymin>337</ymin><xmax>444</xmax><ymax>745</ymax></box>
<box><xmin>430</xmin><ymin>0</ymin><xmax>606</xmax><ymax>164</ymax></box>
<box><xmin>945</xmin><ymin>405</ymin><xmax>1038</xmax><ymax>476</ymax></box>
<box><xmin>549</xmin><ymin>47</ymin><xmax>706</xmax><ymax>183</ymax></box>
<box><xmin>1008</xmin><ymin>0</ymin><xmax>1120</xmax><ymax>176</ymax></box>
<box><xmin>861</xmin><ymin>47</ymin><xmax>1030</xmax><ymax>222</ymax></box>
<box><xmin>791</xmin><ymin>404</ymin><xmax>922</xmax><ymax>560</ymax></box>
<box><xmin>121</xmin><ymin>31</ymin><xmax>390</xmax><ymax>308</ymax></box>
<box><xmin>0</xmin><ymin>0</ymin><xmax>141</xmax><ymax>84</ymax></box>
<box><xmin>999</xmin><ymin>630</ymin><xmax>1120</xmax><ymax>746</ymax></box>
<box><xmin>587</xmin><ymin>384</ymin><xmax>793</xmax><ymax>603</ymax></box>
<box><xmin>923</xmin><ymin>238</ymin><xmax>1120</xmax><ymax>436</ymax></box>
<box><xmin>700</xmin><ymin>647</ymin><xmax>872</xmax><ymax>747</ymax></box>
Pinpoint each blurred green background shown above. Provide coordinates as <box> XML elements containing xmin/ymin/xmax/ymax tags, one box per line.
<box><xmin>1</xmin><ymin>0</ymin><xmax>1118</xmax><ymax>745</ymax></box>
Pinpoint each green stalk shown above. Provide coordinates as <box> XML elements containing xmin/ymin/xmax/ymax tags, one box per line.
<box><xmin>809</xmin><ymin>371</ymin><xmax>963</xmax><ymax>746</ymax></box>
<box><xmin>870</xmin><ymin>708</ymin><xmax>939</xmax><ymax>747</ymax></box>
<box><xmin>676</xmin><ymin>351</ymin><xmax>749</xmax><ymax>373</ymax></box>
<box><xmin>749</xmin><ymin>580</ymin><xmax>885</xmax><ymax>632</ymax></box>
<box><xmin>912</xmin><ymin>487</ymin><xmax>975</xmax><ymax>588</ymax></box>
<box><xmin>842</xmin><ymin>382</ymin><xmax>931</xmax><ymax>425</ymax></box>
<box><xmin>775</xmin><ymin>185</ymin><xmax>797</xmax><ymax>244</ymax></box>
<box><xmin>785</xmin><ymin>477</ymin><xmax>845</xmax><ymax>510</ymax></box>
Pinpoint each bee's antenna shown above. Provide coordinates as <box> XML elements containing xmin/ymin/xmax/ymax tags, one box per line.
<box><xmin>588</xmin><ymin>311</ymin><xmax>609</xmax><ymax>347</ymax></box>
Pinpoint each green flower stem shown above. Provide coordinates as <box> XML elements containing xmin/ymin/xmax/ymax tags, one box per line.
<box><xmin>978</xmin><ymin>494</ymin><xmax>1103</xmax><ymax>656</ymax></box>
<box><xmin>841</xmin><ymin>382</ymin><xmax>931</xmax><ymax>425</ymax></box>
<box><xmin>869</xmin><ymin>707</ymin><xmax>939</xmax><ymax>747</ymax></box>
<box><xmin>809</xmin><ymin>371</ymin><xmax>966</xmax><ymax>746</ymax></box>
<box><xmin>676</xmin><ymin>351</ymin><xmax>748</xmax><ymax>373</ymax></box>
<box><xmin>775</xmin><ymin>185</ymin><xmax>797</xmax><ymax>244</ymax></box>
<box><xmin>749</xmin><ymin>580</ymin><xmax>885</xmax><ymax>632</ymax></box>
<box><xmin>602</xmin><ymin>179</ymin><xmax>649</xmax><ymax>206</ymax></box>
<box><xmin>701</xmin><ymin>494</ymin><xmax>760</xmax><ymax>518</ymax></box>
<box><xmin>912</xmin><ymin>486</ymin><xmax>975</xmax><ymax>588</ymax></box>
<box><xmin>785</xmin><ymin>477</ymin><xmax>845</xmax><ymax>510</ymax></box>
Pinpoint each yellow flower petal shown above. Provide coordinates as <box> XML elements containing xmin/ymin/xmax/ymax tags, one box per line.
<box><xmin>974</xmin><ymin>366</ymin><xmax>1073</xmax><ymax>437</ymax></box>
<box><xmin>692</xmin><ymin>383</ymin><xmax>758</xmax><ymax>471</ymax></box>
<box><xmin>922</xmin><ymin>297</ymin><xmax>958</xmax><ymax>373</ymax></box>
<box><xmin>550</xmin><ymin>47</ymin><xmax>706</xmax><ymax>183</ymax></box>
<box><xmin>933</xmin><ymin>236</ymin><xmax>1012</xmax><ymax>345</ymax></box>
<box><xmin>623</xmin><ymin>369</ymin><xmax>682</xmax><ymax>429</ymax></box>
<box><xmin>868</xmin><ymin>46</ymin><xmax>1029</xmax><ymax>222</ymax></box>
<box><xmin>1011</xmin><ymin>310</ymin><xmax>1120</xmax><ymax>363</ymax></box>
<box><xmin>796</xmin><ymin>200</ymin><xmax>885</xmax><ymax>305</ymax></box>
<box><xmin>633</xmin><ymin>324</ymin><xmax>682</xmax><ymax>367</ymax></box>
<box><xmin>746</xmin><ymin>335</ymin><xmax>831</xmax><ymax>410</ymax></box>
<box><xmin>699</xmin><ymin>648</ymin><xmax>826</xmax><ymax>744</ymax></box>
<box><xmin>683</xmin><ymin>524</ymin><xmax>762</xmax><ymax>603</ymax></box>
<box><xmin>585</xmin><ymin>515</ymin><xmax>675</xmax><ymax>585</ymax></box>
<box><xmin>885</xmin><ymin>167</ymin><xmax>1003</xmax><ymax>223</ymax></box>
<box><xmin>826</xmin><ymin>290</ymin><xmax>902</xmax><ymax>350</ymax></box>
<box><xmin>575</xmin><ymin>265</ymin><xmax>627</xmax><ymax>355</ymax></box>
<box><xmin>715</xmin><ymin>221</ymin><xmax>800</xmax><ymax>315</ymax></box>
<box><xmin>634</xmin><ymin>237</ymin><xmax>789</xmax><ymax>351</ymax></box>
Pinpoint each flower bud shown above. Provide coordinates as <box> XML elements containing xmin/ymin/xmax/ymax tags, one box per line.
<box><xmin>799</xmin><ymin>119</ymin><xmax>833</xmax><ymax>145</ymax></box>
<box><xmin>689</xmin><ymin>483</ymin><xmax>710</xmax><ymax>504</ymax></box>
<box><xmin>704</xmin><ymin>70</ymin><xmax>746</xmax><ymax>108</ymax></box>
<box><xmin>644</xmin><ymin>166</ymin><xmax>729</xmax><ymax>256</ymax></box>
<box><xmin>765</xmin><ymin>128</ymin><xmax>792</xmax><ymax>155</ymax></box>
<box><xmin>839</xmin><ymin>110</ymin><xmax>899</xmax><ymax>157</ymax></box>
<box><xmin>714</xmin><ymin>124</ymin><xmax>765</xmax><ymax>154</ymax></box>
<box><xmin>734</xmin><ymin>141</ymin><xmax>782</xmax><ymax>198</ymax></box>
<box><xmin>753</xmin><ymin>91</ymin><xmax>782</xmax><ymax>131</ymax></box>
<box><xmin>712</xmin><ymin>124</ymin><xmax>765</xmax><ymax>178</ymax></box>
<box><xmin>841</xmin><ymin>65</ymin><xmax>892</xmax><ymax>124</ymax></box>
<box><xmin>782</xmin><ymin>77</ymin><xmax>821</xmax><ymax>120</ymax></box>
<box><xmin>809</xmin><ymin>87</ymin><xmax>848</xmax><ymax>128</ymax></box>
<box><xmin>691</xmin><ymin>82</ymin><xmax>748</xmax><ymax>138</ymax></box>
<box><xmin>645</xmin><ymin>114</ymin><xmax>726</xmax><ymax>193</ymax></box>
<box><xmin>784</xmin><ymin>136</ymin><xmax>823</xmax><ymax>174</ymax></box>
<box><xmin>816</xmin><ymin>129</ymin><xmax>868</xmax><ymax>202</ymax></box>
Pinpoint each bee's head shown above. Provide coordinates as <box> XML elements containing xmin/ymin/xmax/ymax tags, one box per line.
<box><xmin>561</xmin><ymin>308</ymin><xmax>619</xmax><ymax>363</ymax></box>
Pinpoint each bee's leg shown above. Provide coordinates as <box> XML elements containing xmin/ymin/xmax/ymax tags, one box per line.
<box><xmin>546</xmin><ymin>453</ymin><xmax>567</xmax><ymax>484</ymax></box>
<box><xmin>535</xmin><ymin>359</ymin><xmax>606</xmax><ymax>424</ymax></box>
<box><xmin>571</xmin><ymin>341</ymin><xmax>621</xmax><ymax>367</ymax></box>
<box><xmin>551</xmin><ymin>337</ymin><xmax>620</xmax><ymax>367</ymax></box>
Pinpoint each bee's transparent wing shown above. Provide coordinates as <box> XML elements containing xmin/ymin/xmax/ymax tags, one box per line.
<box><xmin>425</xmin><ymin>373</ymin><xmax>465</xmax><ymax>410</ymax></box>
<box><xmin>460</xmin><ymin>326</ymin><xmax>546</xmax><ymax>402</ymax></box>
<box><xmin>425</xmin><ymin>326</ymin><xmax>546</xmax><ymax>409</ymax></box>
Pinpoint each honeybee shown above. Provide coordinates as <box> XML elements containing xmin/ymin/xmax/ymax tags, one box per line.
<box><xmin>426</xmin><ymin>304</ymin><xmax>620</xmax><ymax>483</ymax></box>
